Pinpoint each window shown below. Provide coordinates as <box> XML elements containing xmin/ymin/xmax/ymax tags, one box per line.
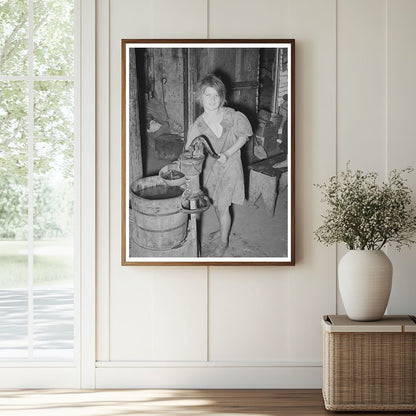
<box><xmin>0</xmin><ymin>0</ymin><xmax>77</xmax><ymax>361</ymax></box>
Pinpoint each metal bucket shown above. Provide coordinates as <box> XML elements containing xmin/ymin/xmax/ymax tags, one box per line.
<box><xmin>130</xmin><ymin>176</ymin><xmax>188</xmax><ymax>250</ymax></box>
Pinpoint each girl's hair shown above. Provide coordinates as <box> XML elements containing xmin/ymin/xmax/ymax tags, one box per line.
<box><xmin>196</xmin><ymin>74</ymin><xmax>227</xmax><ymax>107</ymax></box>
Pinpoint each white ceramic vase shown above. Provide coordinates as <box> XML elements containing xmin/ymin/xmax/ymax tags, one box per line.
<box><xmin>338</xmin><ymin>250</ymin><xmax>393</xmax><ymax>321</ymax></box>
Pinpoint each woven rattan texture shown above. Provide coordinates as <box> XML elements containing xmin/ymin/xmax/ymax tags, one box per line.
<box><xmin>323</xmin><ymin>331</ymin><xmax>416</xmax><ymax>411</ymax></box>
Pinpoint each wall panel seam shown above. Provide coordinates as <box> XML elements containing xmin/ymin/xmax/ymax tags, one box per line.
<box><xmin>207</xmin><ymin>0</ymin><xmax>209</xmax><ymax>38</ymax></box>
<box><xmin>385</xmin><ymin>0</ymin><xmax>389</xmax><ymax>176</ymax></box>
<box><xmin>206</xmin><ymin>266</ymin><xmax>210</xmax><ymax>362</ymax></box>
<box><xmin>335</xmin><ymin>0</ymin><xmax>339</xmax><ymax>314</ymax></box>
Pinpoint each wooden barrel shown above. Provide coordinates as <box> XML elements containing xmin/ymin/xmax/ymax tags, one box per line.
<box><xmin>130</xmin><ymin>176</ymin><xmax>188</xmax><ymax>250</ymax></box>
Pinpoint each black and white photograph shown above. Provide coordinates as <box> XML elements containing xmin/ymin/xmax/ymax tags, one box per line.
<box><xmin>122</xmin><ymin>40</ymin><xmax>295</xmax><ymax>265</ymax></box>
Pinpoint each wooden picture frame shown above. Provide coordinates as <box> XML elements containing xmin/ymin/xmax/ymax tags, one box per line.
<box><xmin>122</xmin><ymin>39</ymin><xmax>295</xmax><ymax>265</ymax></box>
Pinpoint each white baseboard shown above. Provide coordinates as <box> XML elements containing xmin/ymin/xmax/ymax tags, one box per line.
<box><xmin>95</xmin><ymin>364</ymin><xmax>323</xmax><ymax>389</ymax></box>
<box><xmin>0</xmin><ymin>363</ymin><xmax>323</xmax><ymax>389</ymax></box>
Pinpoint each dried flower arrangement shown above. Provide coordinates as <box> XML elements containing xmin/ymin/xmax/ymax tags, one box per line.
<box><xmin>314</xmin><ymin>164</ymin><xmax>416</xmax><ymax>250</ymax></box>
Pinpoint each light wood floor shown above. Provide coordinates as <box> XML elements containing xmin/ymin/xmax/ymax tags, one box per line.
<box><xmin>0</xmin><ymin>389</ymin><xmax>413</xmax><ymax>415</ymax></box>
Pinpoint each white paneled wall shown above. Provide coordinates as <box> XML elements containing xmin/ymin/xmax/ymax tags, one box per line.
<box><xmin>208</xmin><ymin>268</ymin><xmax>290</xmax><ymax>362</ymax></box>
<box><xmin>337</xmin><ymin>0</ymin><xmax>387</xmax><ymax>172</ymax></box>
<box><xmin>336</xmin><ymin>0</ymin><xmax>388</xmax><ymax>313</ymax></box>
<box><xmin>209</xmin><ymin>0</ymin><xmax>290</xmax><ymax>37</ymax></box>
<box><xmin>95</xmin><ymin>0</ymin><xmax>416</xmax><ymax>388</ymax></box>
<box><xmin>285</xmin><ymin>0</ymin><xmax>337</xmax><ymax>362</ymax></box>
<box><xmin>386</xmin><ymin>0</ymin><xmax>416</xmax><ymax>314</ymax></box>
<box><xmin>110</xmin><ymin>268</ymin><xmax>208</xmax><ymax>362</ymax></box>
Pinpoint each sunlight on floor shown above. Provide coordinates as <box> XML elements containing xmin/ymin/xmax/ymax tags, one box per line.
<box><xmin>0</xmin><ymin>389</ymin><xmax>272</xmax><ymax>416</ymax></box>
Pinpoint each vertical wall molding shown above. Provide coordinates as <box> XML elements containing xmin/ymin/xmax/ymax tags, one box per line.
<box><xmin>385</xmin><ymin>0</ymin><xmax>389</xmax><ymax>176</ymax></box>
<box><xmin>96</xmin><ymin>0</ymin><xmax>111</xmax><ymax>363</ymax></box>
<box><xmin>206</xmin><ymin>266</ymin><xmax>210</xmax><ymax>361</ymax></box>
<box><xmin>335</xmin><ymin>0</ymin><xmax>339</xmax><ymax>314</ymax></box>
<box><xmin>206</xmin><ymin>0</ymin><xmax>210</xmax><ymax>38</ymax></box>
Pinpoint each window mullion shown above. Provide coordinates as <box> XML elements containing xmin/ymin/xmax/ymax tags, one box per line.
<box><xmin>27</xmin><ymin>0</ymin><xmax>34</xmax><ymax>360</ymax></box>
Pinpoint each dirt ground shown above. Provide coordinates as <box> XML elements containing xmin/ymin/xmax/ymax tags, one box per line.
<box><xmin>198</xmin><ymin>173</ymin><xmax>288</xmax><ymax>258</ymax></box>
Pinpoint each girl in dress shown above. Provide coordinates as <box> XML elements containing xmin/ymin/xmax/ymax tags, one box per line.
<box><xmin>186</xmin><ymin>74</ymin><xmax>253</xmax><ymax>257</ymax></box>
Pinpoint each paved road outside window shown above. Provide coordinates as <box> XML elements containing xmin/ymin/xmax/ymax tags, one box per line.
<box><xmin>0</xmin><ymin>288</ymin><xmax>74</xmax><ymax>360</ymax></box>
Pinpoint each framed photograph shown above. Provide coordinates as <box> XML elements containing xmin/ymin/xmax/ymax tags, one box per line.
<box><xmin>122</xmin><ymin>39</ymin><xmax>295</xmax><ymax>265</ymax></box>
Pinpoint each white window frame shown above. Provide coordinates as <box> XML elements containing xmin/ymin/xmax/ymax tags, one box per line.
<box><xmin>0</xmin><ymin>0</ymin><xmax>95</xmax><ymax>388</ymax></box>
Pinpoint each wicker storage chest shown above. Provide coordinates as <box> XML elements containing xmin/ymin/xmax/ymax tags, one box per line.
<box><xmin>322</xmin><ymin>315</ymin><xmax>416</xmax><ymax>411</ymax></box>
